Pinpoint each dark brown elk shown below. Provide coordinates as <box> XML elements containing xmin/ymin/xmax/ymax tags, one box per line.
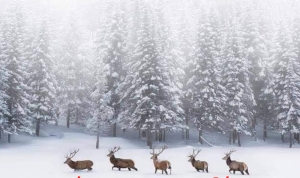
<box><xmin>107</xmin><ymin>146</ymin><xmax>138</xmax><ymax>171</ymax></box>
<box><xmin>222</xmin><ymin>149</ymin><xmax>249</xmax><ymax>175</ymax></box>
<box><xmin>188</xmin><ymin>148</ymin><xmax>208</xmax><ymax>173</ymax></box>
<box><xmin>64</xmin><ymin>149</ymin><xmax>93</xmax><ymax>171</ymax></box>
<box><xmin>150</xmin><ymin>145</ymin><xmax>172</xmax><ymax>175</ymax></box>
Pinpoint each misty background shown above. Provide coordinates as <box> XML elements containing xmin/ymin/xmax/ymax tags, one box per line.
<box><xmin>0</xmin><ymin>0</ymin><xmax>300</xmax><ymax>148</ymax></box>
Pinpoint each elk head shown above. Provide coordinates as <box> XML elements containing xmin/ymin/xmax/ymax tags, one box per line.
<box><xmin>150</xmin><ymin>145</ymin><xmax>167</xmax><ymax>160</ymax></box>
<box><xmin>188</xmin><ymin>148</ymin><xmax>201</xmax><ymax>162</ymax></box>
<box><xmin>64</xmin><ymin>149</ymin><xmax>79</xmax><ymax>164</ymax></box>
<box><xmin>107</xmin><ymin>146</ymin><xmax>121</xmax><ymax>157</ymax></box>
<box><xmin>222</xmin><ymin>149</ymin><xmax>236</xmax><ymax>160</ymax></box>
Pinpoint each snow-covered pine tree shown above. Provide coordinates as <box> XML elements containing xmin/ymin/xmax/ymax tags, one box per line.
<box><xmin>2</xmin><ymin>4</ymin><xmax>33</xmax><ymax>142</ymax></box>
<box><xmin>273</xmin><ymin>22</ymin><xmax>300</xmax><ymax>147</ymax></box>
<box><xmin>187</xmin><ymin>2</ymin><xmax>227</xmax><ymax>144</ymax></box>
<box><xmin>26</xmin><ymin>18</ymin><xmax>57</xmax><ymax>137</ymax></box>
<box><xmin>239</xmin><ymin>2</ymin><xmax>263</xmax><ymax>135</ymax></box>
<box><xmin>98</xmin><ymin>2</ymin><xmax>128</xmax><ymax>137</ymax></box>
<box><xmin>56</xmin><ymin>9</ymin><xmax>87</xmax><ymax>128</ymax></box>
<box><xmin>119</xmin><ymin>3</ymin><xmax>185</xmax><ymax>148</ymax></box>
<box><xmin>152</xmin><ymin>0</ymin><xmax>186</xmax><ymax>141</ymax></box>
<box><xmin>0</xmin><ymin>24</ymin><xmax>10</xmax><ymax>139</ymax></box>
<box><xmin>222</xmin><ymin>16</ymin><xmax>256</xmax><ymax>147</ymax></box>
<box><xmin>257</xmin><ymin>16</ymin><xmax>277</xmax><ymax>141</ymax></box>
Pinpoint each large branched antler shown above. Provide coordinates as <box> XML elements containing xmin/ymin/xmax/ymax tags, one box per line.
<box><xmin>225</xmin><ymin>149</ymin><xmax>236</xmax><ymax>155</ymax></box>
<box><xmin>188</xmin><ymin>148</ymin><xmax>201</xmax><ymax>157</ymax></box>
<box><xmin>65</xmin><ymin>149</ymin><xmax>79</xmax><ymax>159</ymax></box>
<box><xmin>150</xmin><ymin>145</ymin><xmax>167</xmax><ymax>156</ymax></box>
<box><xmin>109</xmin><ymin>146</ymin><xmax>121</xmax><ymax>153</ymax></box>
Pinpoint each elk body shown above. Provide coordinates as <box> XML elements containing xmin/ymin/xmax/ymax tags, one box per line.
<box><xmin>64</xmin><ymin>149</ymin><xmax>93</xmax><ymax>171</ymax></box>
<box><xmin>188</xmin><ymin>148</ymin><xmax>208</xmax><ymax>173</ymax></box>
<box><xmin>222</xmin><ymin>150</ymin><xmax>249</xmax><ymax>175</ymax></box>
<box><xmin>150</xmin><ymin>145</ymin><xmax>172</xmax><ymax>175</ymax></box>
<box><xmin>107</xmin><ymin>146</ymin><xmax>138</xmax><ymax>171</ymax></box>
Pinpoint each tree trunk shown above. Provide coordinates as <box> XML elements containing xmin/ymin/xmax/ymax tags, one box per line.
<box><xmin>297</xmin><ymin>133</ymin><xmax>300</xmax><ymax>144</ymax></box>
<box><xmin>96</xmin><ymin>132</ymin><xmax>100</xmax><ymax>149</ymax></box>
<box><xmin>113</xmin><ymin>123</ymin><xmax>117</xmax><ymax>137</ymax></box>
<box><xmin>36</xmin><ymin>118</ymin><xmax>41</xmax><ymax>137</ymax></box>
<box><xmin>281</xmin><ymin>134</ymin><xmax>284</xmax><ymax>142</ymax></box>
<box><xmin>237</xmin><ymin>132</ymin><xmax>241</xmax><ymax>147</ymax></box>
<box><xmin>142</xmin><ymin>130</ymin><xmax>146</xmax><ymax>138</ymax></box>
<box><xmin>182</xmin><ymin>130</ymin><xmax>184</xmax><ymax>139</ymax></box>
<box><xmin>229</xmin><ymin>131</ymin><xmax>232</xmax><ymax>145</ymax></box>
<box><xmin>185</xmin><ymin>109</ymin><xmax>189</xmax><ymax>140</ymax></box>
<box><xmin>0</xmin><ymin>131</ymin><xmax>2</xmax><ymax>139</ymax></box>
<box><xmin>8</xmin><ymin>134</ymin><xmax>11</xmax><ymax>143</ymax></box>
<box><xmin>96</xmin><ymin>123</ymin><xmax>100</xmax><ymax>149</ymax></box>
<box><xmin>163</xmin><ymin>130</ymin><xmax>166</xmax><ymax>142</ymax></box>
<box><xmin>263</xmin><ymin>123</ymin><xmax>267</xmax><ymax>141</ymax></box>
<box><xmin>159</xmin><ymin>129</ymin><xmax>163</xmax><ymax>142</ymax></box>
<box><xmin>75</xmin><ymin>108</ymin><xmax>79</xmax><ymax>125</ymax></box>
<box><xmin>147</xmin><ymin>128</ymin><xmax>153</xmax><ymax>149</ymax></box>
<box><xmin>198</xmin><ymin>129</ymin><xmax>203</xmax><ymax>144</ymax></box>
<box><xmin>67</xmin><ymin>108</ymin><xmax>70</xmax><ymax>128</ymax></box>
<box><xmin>139</xmin><ymin>129</ymin><xmax>141</xmax><ymax>138</ymax></box>
<box><xmin>233</xmin><ymin>129</ymin><xmax>237</xmax><ymax>144</ymax></box>
<box><xmin>290</xmin><ymin>132</ymin><xmax>293</xmax><ymax>148</ymax></box>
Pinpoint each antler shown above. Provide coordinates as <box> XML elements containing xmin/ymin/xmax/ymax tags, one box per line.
<box><xmin>151</xmin><ymin>145</ymin><xmax>167</xmax><ymax>156</ymax></box>
<box><xmin>188</xmin><ymin>148</ymin><xmax>201</xmax><ymax>157</ymax></box>
<box><xmin>65</xmin><ymin>149</ymin><xmax>79</xmax><ymax>159</ymax></box>
<box><xmin>225</xmin><ymin>149</ymin><xmax>236</xmax><ymax>155</ymax></box>
<box><xmin>109</xmin><ymin>146</ymin><xmax>121</xmax><ymax>153</ymax></box>
<box><xmin>193</xmin><ymin>148</ymin><xmax>201</xmax><ymax>157</ymax></box>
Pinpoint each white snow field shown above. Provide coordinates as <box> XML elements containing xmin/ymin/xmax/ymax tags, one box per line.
<box><xmin>0</xmin><ymin>125</ymin><xmax>299</xmax><ymax>178</ymax></box>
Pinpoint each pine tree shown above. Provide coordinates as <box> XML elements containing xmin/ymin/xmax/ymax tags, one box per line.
<box><xmin>222</xmin><ymin>17</ymin><xmax>256</xmax><ymax>147</ymax></box>
<box><xmin>98</xmin><ymin>3</ymin><xmax>128</xmax><ymax>137</ymax></box>
<box><xmin>2</xmin><ymin>4</ymin><xmax>33</xmax><ymax>142</ymax></box>
<box><xmin>56</xmin><ymin>10</ymin><xmax>87</xmax><ymax>128</ymax></box>
<box><xmin>119</xmin><ymin>4</ymin><xmax>185</xmax><ymax>148</ymax></box>
<box><xmin>187</xmin><ymin>3</ymin><xmax>227</xmax><ymax>144</ymax></box>
<box><xmin>273</xmin><ymin>22</ymin><xmax>300</xmax><ymax>147</ymax></box>
<box><xmin>0</xmin><ymin>25</ymin><xmax>10</xmax><ymax>138</ymax></box>
<box><xmin>26</xmin><ymin>18</ymin><xmax>57</xmax><ymax>137</ymax></box>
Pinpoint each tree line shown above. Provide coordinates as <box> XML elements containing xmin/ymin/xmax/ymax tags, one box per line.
<box><xmin>0</xmin><ymin>0</ymin><xmax>300</xmax><ymax>148</ymax></box>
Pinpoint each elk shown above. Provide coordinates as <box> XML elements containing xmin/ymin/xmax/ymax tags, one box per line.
<box><xmin>188</xmin><ymin>148</ymin><xmax>208</xmax><ymax>173</ymax></box>
<box><xmin>107</xmin><ymin>146</ymin><xmax>138</xmax><ymax>171</ymax></box>
<box><xmin>64</xmin><ymin>149</ymin><xmax>93</xmax><ymax>171</ymax></box>
<box><xmin>150</xmin><ymin>145</ymin><xmax>172</xmax><ymax>175</ymax></box>
<box><xmin>222</xmin><ymin>149</ymin><xmax>249</xmax><ymax>175</ymax></box>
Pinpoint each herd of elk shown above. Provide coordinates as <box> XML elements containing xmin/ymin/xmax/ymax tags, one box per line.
<box><xmin>222</xmin><ymin>149</ymin><xmax>249</xmax><ymax>175</ymax></box>
<box><xmin>188</xmin><ymin>148</ymin><xmax>209</xmax><ymax>173</ymax></box>
<box><xmin>150</xmin><ymin>145</ymin><xmax>172</xmax><ymax>175</ymax></box>
<box><xmin>107</xmin><ymin>146</ymin><xmax>138</xmax><ymax>171</ymax></box>
<box><xmin>63</xmin><ymin>147</ymin><xmax>249</xmax><ymax>176</ymax></box>
<box><xmin>64</xmin><ymin>149</ymin><xmax>93</xmax><ymax>171</ymax></box>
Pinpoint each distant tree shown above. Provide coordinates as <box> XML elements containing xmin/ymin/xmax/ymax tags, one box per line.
<box><xmin>119</xmin><ymin>4</ymin><xmax>185</xmax><ymax>148</ymax></box>
<box><xmin>2</xmin><ymin>4</ymin><xmax>33</xmax><ymax>142</ymax></box>
<box><xmin>26</xmin><ymin>18</ymin><xmax>57</xmax><ymax>137</ymax></box>
<box><xmin>222</xmin><ymin>17</ymin><xmax>256</xmax><ymax>147</ymax></box>
<box><xmin>188</xmin><ymin>3</ymin><xmax>227</xmax><ymax>144</ymax></box>
<box><xmin>272</xmin><ymin>22</ymin><xmax>300</xmax><ymax>147</ymax></box>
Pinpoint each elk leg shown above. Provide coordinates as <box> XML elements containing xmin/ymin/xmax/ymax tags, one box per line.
<box><xmin>233</xmin><ymin>170</ymin><xmax>236</xmax><ymax>174</ymax></box>
<box><xmin>196</xmin><ymin>168</ymin><xmax>199</xmax><ymax>172</ymax></box>
<box><xmin>128</xmin><ymin>168</ymin><xmax>131</xmax><ymax>171</ymax></box>
<box><xmin>119</xmin><ymin>167</ymin><xmax>121</xmax><ymax>171</ymax></box>
<box><xmin>229</xmin><ymin>169</ymin><xmax>232</xmax><ymax>174</ymax></box>
<box><xmin>132</xmin><ymin>167</ymin><xmax>138</xmax><ymax>171</ymax></box>
<box><xmin>245</xmin><ymin>169</ymin><xmax>249</xmax><ymax>175</ymax></box>
<box><xmin>165</xmin><ymin>170</ymin><xmax>168</xmax><ymax>175</ymax></box>
<box><xmin>88</xmin><ymin>167</ymin><xmax>92</xmax><ymax>171</ymax></box>
<box><xmin>240</xmin><ymin>170</ymin><xmax>244</xmax><ymax>175</ymax></box>
<box><xmin>162</xmin><ymin>170</ymin><xmax>164</xmax><ymax>174</ymax></box>
<box><xmin>155</xmin><ymin>168</ymin><xmax>157</xmax><ymax>174</ymax></box>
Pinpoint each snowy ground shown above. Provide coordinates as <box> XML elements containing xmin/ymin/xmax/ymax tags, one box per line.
<box><xmin>0</xmin><ymin>124</ymin><xmax>299</xmax><ymax>178</ymax></box>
